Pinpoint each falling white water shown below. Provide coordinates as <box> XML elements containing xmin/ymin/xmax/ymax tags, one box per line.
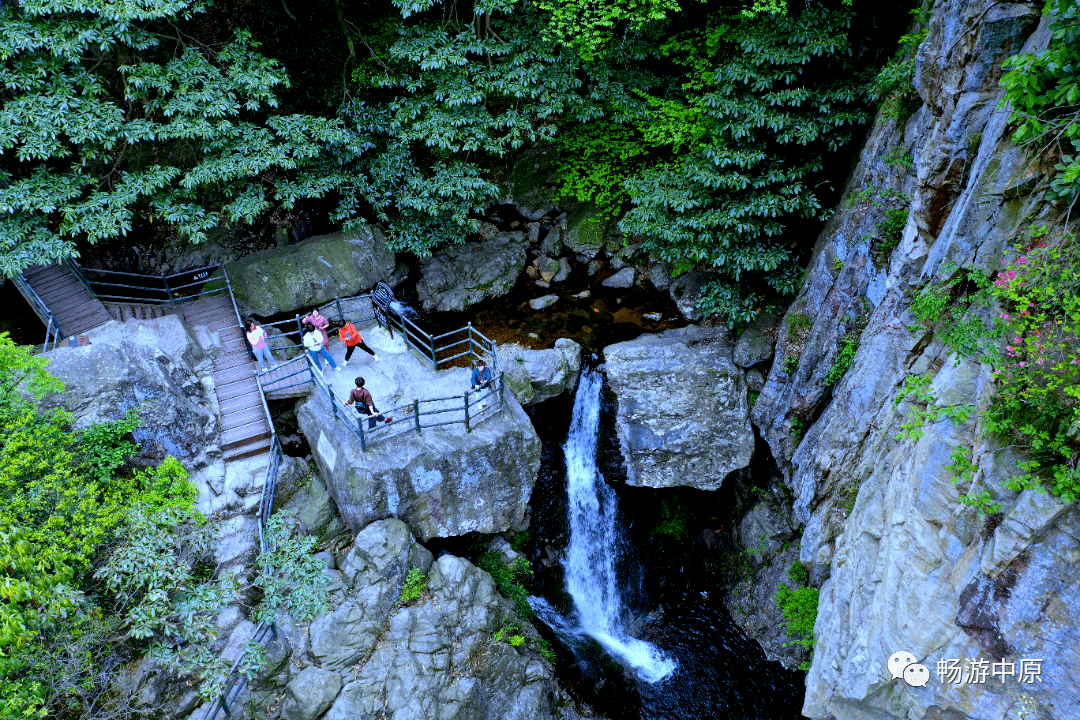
<box><xmin>558</xmin><ymin>367</ymin><xmax>676</xmax><ymax>683</ymax></box>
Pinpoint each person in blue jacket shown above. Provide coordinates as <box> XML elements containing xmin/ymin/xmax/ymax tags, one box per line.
<box><xmin>471</xmin><ymin>359</ymin><xmax>492</xmax><ymax>392</ymax></box>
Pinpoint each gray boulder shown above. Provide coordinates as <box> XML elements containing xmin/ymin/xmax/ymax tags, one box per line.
<box><xmin>529</xmin><ymin>295</ymin><xmax>559</xmax><ymax>311</ymax></box>
<box><xmin>297</xmin><ymin>391</ymin><xmax>541</xmax><ymax>541</ymax></box>
<box><xmin>648</xmin><ymin>262</ymin><xmax>671</xmax><ymax>292</ymax></box>
<box><xmin>603</xmin><ymin>326</ymin><xmax>753</xmax><ymax>490</ymax></box>
<box><xmin>601</xmin><ymin>267</ymin><xmax>636</xmax><ymax>289</ymax></box>
<box><xmin>41</xmin><ymin>340</ymin><xmax>219</xmax><ymax>470</ymax></box>
<box><xmin>723</xmin><ymin>498</ymin><xmax>808</xmax><ymax>670</ymax></box>
<box><xmin>563</xmin><ymin>208</ymin><xmax>607</xmax><ymax>260</ymax></box>
<box><xmin>552</xmin><ymin>257</ymin><xmax>571</xmax><ymax>283</ymax></box>
<box><xmin>416</xmin><ymin>233</ymin><xmax>529</xmax><ymax>312</ymax></box>
<box><xmin>535</xmin><ymin>255</ymin><xmax>560</xmax><ymax>282</ymax></box>
<box><xmin>227</xmin><ymin>227</ymin><xmax>396</xmax><ymax>316</ymax></box>
<box><xmin>280</xmin><ymin>667</ymin><xmax>343</xmax><ymax>720</ymax></box>
<box><xmin>733</xmin><ymin>313</ymin><xmax>779</xmax><ymax>368</ymax></box>
<box><xmin>540</xmin><ymin>227</ymin><xmax>562</xmax><ymax>256</ymax></box>
<box><xmin>668</xmin><ymin>272</ymin><xmax>711</xmax><ymax>321</ymax></box>
<box><xmin>85</xmin><ymin>314</ymin><xmax>208</xmax><ymax>372</ymax></box>
<box><xmin>498</xmin><ymin>339</ymin><xmax>582</xmax><ymax>406</ymax></box>
<box><xmin>298</xmin><ymin>519</ymin><xmax>565</xmax><ymax>720</ymax></box>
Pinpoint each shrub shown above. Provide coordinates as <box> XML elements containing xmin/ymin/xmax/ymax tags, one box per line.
<box><xmin>400</xmin><ymin>568</ymin><xmax>428</xmax><ymax>604</ymax></box>
<box><xmin>824</xmin><ymin>334</ymin><xmax>859</xmax><ymax>386</ymax></box>
<box><xmin>478</xmin><ymin>552</ymin><xmax>534</xmax><ymax>619</ymax></box>
<box><xmin>774</xmin><ymin>582</ymin><xmax>819</xmax><ymax>670</ymax></box>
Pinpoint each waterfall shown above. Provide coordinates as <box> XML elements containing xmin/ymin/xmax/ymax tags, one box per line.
<box><xmin>542</xmin><ymin>366</ymin><xmax>676</xmax><ymax>683</ymax></box>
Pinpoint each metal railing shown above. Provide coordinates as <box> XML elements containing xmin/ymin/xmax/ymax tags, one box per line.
<box><xmin>67</xmin><ymin>260</ymin><xmax>228</xmax><ymax>306</ymax></box>
<box><xmin>12</xmin><ymin>273</ymin><xmax>64</xmax><ymax>351</ymax></box>
<box><xmin>201</xmin><ymin>375</ymin><xmax>282</xmax><ymax>720</ymax></box>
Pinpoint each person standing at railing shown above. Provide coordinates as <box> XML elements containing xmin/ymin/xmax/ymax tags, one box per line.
<box><xmin>343</xmin><ymin>377</ymin><xmax>392</xmax><ymax>429</ymax></box>
<box><xmin>338</xmin><ymin>321</ymin><xmax>378</xmax><ymax>366</ymax></box>
<box><xmin>245</xmin><ymin>319</ymin><xmax>278</xmax><ymax>373</ymax></box>
<box><xmin>302</xmin><ymin>307</ymin><xmax>331</xmax><ymax>351</ymax></box>
<box><xmin>303</xmin><ymin>323</ymin><xmax>340</xmax><ymax>373</ymax></box>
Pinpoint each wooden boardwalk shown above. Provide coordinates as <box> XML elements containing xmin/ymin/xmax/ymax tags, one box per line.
<box><xmin>18</xmin><ymin>264</ymin><xmax>111</xmax><ymax>336</ymax></box>
<box><xmin>179</xmin><ymin>295</ymin><xmax>273</xmax><ymax>461</ymax></box>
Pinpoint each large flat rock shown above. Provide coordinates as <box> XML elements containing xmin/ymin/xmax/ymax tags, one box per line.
<box><xmin>297</xmin><ymin>389</ymin><xmax>540</xmax><ymax>542</ymax></box>
<box><xmin>226</xmin><ymin>227</ymin><xmax>396</xmax><ymax>316</ymax></box>
<box><xmin>603</xmin><ymin>326</ymin><xmax>753</xmax><ymax>490</ymax></box>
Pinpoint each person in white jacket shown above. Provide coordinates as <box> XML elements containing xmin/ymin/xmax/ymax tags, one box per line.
<box><xmin>303</xmin><ymin>323</ymin><xmax>340</xmax><ymax>373</ymax></box>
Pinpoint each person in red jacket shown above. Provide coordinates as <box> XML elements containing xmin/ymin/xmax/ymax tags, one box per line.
<box><xmin>338</xmin><ymin>321</ymin><xmax>379</xmax><ymax>366</ymax></box>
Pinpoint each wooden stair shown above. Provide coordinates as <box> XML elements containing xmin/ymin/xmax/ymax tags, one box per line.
<box><xmin>104</xmin><ymin>302</ymin><xmax>174</xmax><ymax>322</ymax></box>
<box><xmin>18</xmin><ymin>264</ymin><xmax>111</xmax><ymax>336</ymax></box>
<box><xmin>261</xmin><ymin>356</ymin><xmax>314</xmax><ymax>399</ymax></box>
<box><xmin>180</xmin><ymin>295</ymin><xmax>272</xmax><ymax>461</ymax></box>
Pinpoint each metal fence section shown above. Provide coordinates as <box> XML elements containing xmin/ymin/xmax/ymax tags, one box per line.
<box><xmin>68</xmin><ymin>260</ymin><xmax>230</xmax><ymax>306</ymax></box>
<box><xmin>201</xmin><ymin>375</ymin><xmax>283</xmax><ymax>720</ymax></box>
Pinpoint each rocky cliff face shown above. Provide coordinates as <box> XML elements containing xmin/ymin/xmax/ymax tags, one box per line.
<box><xmin>750</xmin><ymin>2</ymin><xmax>1078</xmax><ymax>718</ymax></box>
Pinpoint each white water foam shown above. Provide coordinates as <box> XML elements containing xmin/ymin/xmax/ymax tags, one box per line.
<box><xmin>537</xmin><ymin>366</ymin><xmax>676</xmax><ymax>684</ymax></box>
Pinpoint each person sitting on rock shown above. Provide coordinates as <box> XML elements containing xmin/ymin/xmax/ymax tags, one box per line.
<box><xmin>302</xmin><ymin>307</ymin><xmax>331</xmax><ymax>351</ymax></box>
<box><xmin>471</xmin><ymin>359</ymin><xmax>493</xmax><ymax>392</ymax></box>
<box><xmin>245</xmin><ymin>318</ymin><xmax>277</xmax><ymax>373</ymax></box>
<box><xmin>338</xmin><ymin>320</ymin><xmax>378</xmax><ymax>366</ymax></box>
<box><xmin>303</xmin><ymin>322</ymin><xmax>340</xmax><ymax>373</ymax></box>
<box><xmin>343</xmin><ymin>377</ymin><xmax>392</xmax><ymax>429</ymax></box>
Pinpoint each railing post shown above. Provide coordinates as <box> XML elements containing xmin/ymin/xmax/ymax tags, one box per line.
<box><xmin>164</xmin><ymin>276</ymin><xmax>175</xmax><ymax>306</ymax></box>
<box><xmin>413</xmin><ymin>399</ymin><xmax>420</xmax><ymax>433</ymax></box>
<box><xmin>468</xmin><ymin>322</ymin><xmax>473</xmax><ymax>363</ymax></box>
<box><xmin>464</xmin><ymin>393</ymin><xmax>470</xmax><ymax>433</ymax></box>
<box><xmin>430</xmin><ymin>332</ymin><xmax>437</xmax><ymax>372</ymax></box>
<box><xmin>295</xmin><ymin>314</ymin><xmax>302</xmax><ymax>337</ymax></box>
<box><xmin>357</xmin><ymin>417</ymin><xmax>366</xmax><ymax>452</ymax></box>
<box><xmin>335</xmin><ymin>296</ymin><xmax>344</xmax><ymax>323</ymax></box>
<box><xmin>499</xmin><ymin>372</ymin><xmax>505</xmax><ymax>405</ymax></box>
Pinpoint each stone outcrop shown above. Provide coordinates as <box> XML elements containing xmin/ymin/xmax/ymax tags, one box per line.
<box><xmin>416</xmin><ymin>232</ymin><xmax>529</xmax><ymax>313</ymax></box>
<box><xmin>41</xmin><ymin>328</ymin><xmax>219</xmax><ymax>470</ymax></box>
<box><xmin>227</xmin><ymin>227</ymin><xmax>396</xmax><ymax>316</ymax></box>
<box><xmin>275</xmin><ymin>519</ymin><xmax>569</xmax><ymax>720</ymax></box>
<box><xmin>498</xmin><ymin>338</ymin><xmax>582</xmax><ymax>406</ymax></box>
<box><xmin>668</xmin><ymin>271</ymin><xmax>710</xmax><ymax>321</ymax></box>
<box><xmin>603</xmin><ymin>325</ymin><xmax>753</xmax><ymax>490</ymax></box>
<box><xmin>746</xmin><ymin>3</ymin><xmax>1078</xmax><ymax>718</ymax></box>
<box><xmin>723</xmin><ymin>493</ymin><xmax>807</xmax><ymax>671</ymax></box>
<box><xmin>296</xmin><ymin>390</ymin><xmax>541</xmax><ymax>541</ymax></box>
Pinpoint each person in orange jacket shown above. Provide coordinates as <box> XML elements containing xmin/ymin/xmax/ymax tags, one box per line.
<box><xmin>338</xmin><ymin>321</ymin><xmax>379</xmax><ymax>366</ymax></box>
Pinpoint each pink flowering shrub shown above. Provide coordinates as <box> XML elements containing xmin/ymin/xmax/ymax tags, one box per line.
<box><xmin>986</xmin><ymin>228</ymin><xmax>1080</xmax><ymax>502</ymax></box>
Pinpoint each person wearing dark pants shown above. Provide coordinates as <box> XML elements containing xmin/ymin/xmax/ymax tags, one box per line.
<box><xmin>343</xmin><ymin>377</ymin><xmax>392</xmax><ymax>429</ymax></box>
<box><xmin>338</xmin><ymin>321</ymin><xmax>378</xmax><ymax>366</ymax></box>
